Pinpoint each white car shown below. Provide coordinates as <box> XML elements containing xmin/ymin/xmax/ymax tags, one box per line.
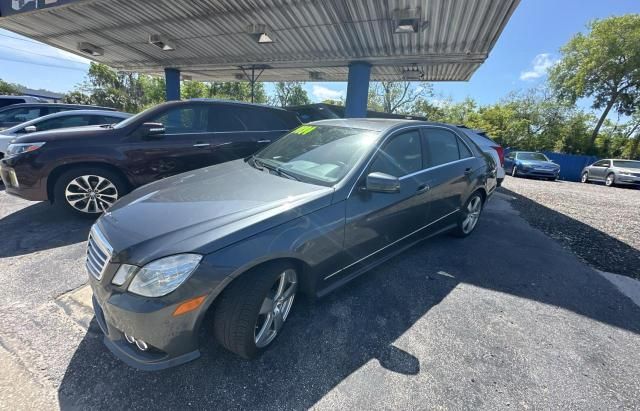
<box><xmin>0</xmin><ymin>109</ymin><xmax>130</xmax><ymax>157</ymax></box>
<box><xmin>459</xmin><ymin>127</ymin><xmax>505</xmax><ymax>186</ymax></box>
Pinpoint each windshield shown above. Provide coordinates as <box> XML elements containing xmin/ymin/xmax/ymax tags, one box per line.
<box><xmin>113</xmin><ymin>105</ymin><xmax>157</xmax><ymax>129</ymax></box>
<box><xmin>517</xmin><ymin>152</ymin><xmax>549</xmax><ymax>161</ymax></box>
<box><xmin>253</xmin><ymin>125</ymin><xmax>379</xmax><ymax>186</ymax></box>
<box><xmin>613</xmin><ymin>160</ymin><xmax>640</xmax><ymax>169</ymax></box>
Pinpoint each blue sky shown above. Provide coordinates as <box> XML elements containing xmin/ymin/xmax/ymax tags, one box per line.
<box><xmin>0</xmin><ymin>0</ymin><xmax>638</xmax><ymax>106</ymax></box>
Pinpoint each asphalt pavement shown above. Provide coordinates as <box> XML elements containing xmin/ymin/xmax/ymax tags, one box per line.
<box><xmin>0</xmin><ymin>186</ymin><xmax>639</xmax><ymax>410</ymax></box>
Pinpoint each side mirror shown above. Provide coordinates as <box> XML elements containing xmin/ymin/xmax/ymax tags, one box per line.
<box><xmin>24</xmin><ymin>125</ymin><xmax>37</xmax><ymax>133</ymax></box>
<box><xmin>138</xmin><ymin>122</ymin><xmax>165</xmax><ymax>138</ymax></box>
<box><xmin>365</xmin><ymin>172</ymin><xmax>400</xmax><ymax>193</ymax></box>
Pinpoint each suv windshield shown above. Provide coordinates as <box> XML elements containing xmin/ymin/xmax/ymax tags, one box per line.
<box><xmin>253</xmin><ymin>125</ymin><xmax>379</xmax><ymax>186</ymax></box>
<box><xmin>613</xmin><ymin>160</ymin><xmax>640</xmax><ymax>169</ymax></box>
<box><xmin>517</xmin><ymin>152</ymin><xmax>548</xmax><ymax>161</ymax></box>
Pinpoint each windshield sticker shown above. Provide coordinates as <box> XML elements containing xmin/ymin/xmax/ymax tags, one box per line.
<box><xmin>292</xmin><ymin>125</ymin><xmax>317</xmax><ymax>135</ymax></box>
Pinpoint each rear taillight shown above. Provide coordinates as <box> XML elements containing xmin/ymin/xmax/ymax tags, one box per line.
<box><xmin>492</xmin><ymin>145</ymin><xmax>504</xmax><ymax>166</ymax></box>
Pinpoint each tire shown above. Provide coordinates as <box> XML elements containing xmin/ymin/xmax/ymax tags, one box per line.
<box><xmin>496</xmin><ymin>177</ymin><xmax>504</xmax><ymax>187</ymax></box>
<box><xmin>581</xmin><ymin>172</ymin><xmax>589</xmax><ymax>183</ymax></box>
<box><xmin>511</xmin><ymin>166</ymin><xmax>518</xmax><ymax>177</ymax></box>
<box><xmin>605</xmin><ymin>173</ymin><xmax>615</xmax><ymax>187</ymax></box>
<box><xmin>53</xmin><ymin>167</ymin><xmax>128</xmax><ymax>217</ymax></box>
<box><xmin>451</xmin><ymin>191</ymin><xmax>484</xmax><ymax>238</ymax></box>
<box><xmin>213</xmin><ymin>262</ymin><xmax>298</xmax><ymax>359</ymax></box>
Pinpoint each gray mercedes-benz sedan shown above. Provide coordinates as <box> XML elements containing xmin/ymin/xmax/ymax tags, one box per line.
<box><xmin>581</xmin><ymin>159</ymin><xmax>640</xmax><ymax>187</ymax></box>
<box><xmin>86</xmin><ymin>119</ymin><xmax>497</xmax><ymax>370</ymax></box>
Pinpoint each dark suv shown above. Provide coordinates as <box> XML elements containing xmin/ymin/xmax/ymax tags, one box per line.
<box><xmin>0</xmin><ymin>103</ymin><xmax>115</xmax><ymax>130</ymax></box>
<box><xmin>0</xmin><ymin>99</ymin><xmax>300</xmax><ymax>215</ymax></box>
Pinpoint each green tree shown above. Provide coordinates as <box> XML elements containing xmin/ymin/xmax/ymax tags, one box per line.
<box><xmin>0</xmin><ymin>79</ymin><xmax>21</xmax><ymax>95</ymax></box>
<box><xmin>549</xmin><ymin>14</ymin><xmax>640</xmax><ymax>153</ymax></box>
<box><xmin>181</xmin><ymin>80</ymin><xmax>208</xmax><ymax>99</ymax></box>
<box><xmin>368</xmin><ymin>82</ymin><xmax>433</xmax><ymax>114</ymax></box>
<box><xmin>207</xmin><ymin>82</ymin><xmax>267</xmax><ymax>103</ymax></box>
<box><xmin>270</xmin><ymin>82</ymin><xmax>310</xmax><ymax>107</ymax></box>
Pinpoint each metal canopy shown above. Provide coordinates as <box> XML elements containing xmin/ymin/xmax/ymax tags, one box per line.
<box><xmin>0</xmin><ymin>0</ymin><xmax>520</xmax><ymax>82</ymax></box>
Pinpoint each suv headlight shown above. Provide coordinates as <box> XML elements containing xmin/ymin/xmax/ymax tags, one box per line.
<box><xmin>127</xmin><ymin>254</ymin><xmax>202</xmax><ymax>297</ymax></box>
<box><xmin>6</xmin><ymin>142</ymin><xmax>46</xmax><ymax>156</ymax></box>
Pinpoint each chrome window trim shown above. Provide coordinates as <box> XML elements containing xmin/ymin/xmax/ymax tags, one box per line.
<box><xmin>347</xmin><ymin>124</ymin><xmax>476</xmax><ymax>198</ymax></box>
<box><xmin>324</xmin><ymin>208</ymin><xmax>460</xmax><ymax>280</ymax></box>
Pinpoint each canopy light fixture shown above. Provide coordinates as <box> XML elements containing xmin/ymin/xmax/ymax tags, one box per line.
<box><xmin>402</xmin><ymin>68</ymin><xmax>424</xmax><ymax>80</ymax></box>
<box><xmin>77</xmin><ymin>42</ymin><xmax>103</xmax><ymax>56</ymax></box>
<box><xmin>247</xmin><ymin>24</ymin><xmax>274</xmax><ymax>44</ymax></box>
<box><xmin>309</xmin><ymin>71</ymin><xmax>325</xmax><ymax>80</ymax></box>
<box><xmin>393</xmin><ymin>9</ymin><xmax>422</xmax><ymax>34</ymax></box>
<box><xmin>149</xmin><ymin>34</ymin><xmax>175</xmax><ymax>51</ymax></box>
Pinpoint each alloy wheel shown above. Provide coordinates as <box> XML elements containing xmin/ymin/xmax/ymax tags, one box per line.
<box><xmin>605</xmin><ymin>174</ymin><xmax>614</xmax><ymax>187</ymax></box>
<box><xmin>64</xmin><ymin>174</ymin><xmax>119</xmax><ymax>213</ymax></box>
<box><xmin>254</xmin><ymin>269</ymin><xmax>297</xmax><ymax>348</ymax></box>
<box><xmin>581</xmin><ymin>173</ymin><xmax>588</xmax><ymax>183</ymax></box>
<box><xmin>462</xmin><ymin>196</ymin><xmax>482</xmax><ymax>234</ymax></box>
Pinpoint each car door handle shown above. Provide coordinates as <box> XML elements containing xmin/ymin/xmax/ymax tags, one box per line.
<box><xmin>257</xmin><ymin>139</ymin><xmax>271</xmax><ymax>144</ymax></box>
<box><xmin>416</xmin><ymin>184</ymin><xmax>430</xmax><ymax>194</ymax></box>
<box><xmin>464</xmin><ymin>167</ymin><xmax>473</xmax><ymax>175</ymax></box>
<box><xmin>193</xmin><ymin>143</ymin><xmax>211</xmax><ymax>148</ymax></box>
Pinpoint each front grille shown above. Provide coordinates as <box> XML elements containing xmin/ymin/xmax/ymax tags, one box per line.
<box><xmin>86</xmin><ymin>226</ymin><xmax>113</xmax><ymax>280</ymax></box>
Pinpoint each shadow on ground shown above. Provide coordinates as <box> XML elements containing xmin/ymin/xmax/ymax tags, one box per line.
<box><xmin>0</xmin><ymin>202</ymin><xmax>93</xmax><ymax>258</ymax></box>
<box><xmin>501</xmin><ymin>187</ymin><xmax>640</xmax><ymax>279</ymax></box>
<box><xmin>56</xmin><ymin>194</ymin><xmax>640</xmax><ymax>409</ymax></box>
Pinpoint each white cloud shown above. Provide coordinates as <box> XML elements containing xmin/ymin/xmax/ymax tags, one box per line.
<box><xmin>520</xmin><ymin>53</ymin><xmax>556</xmax><ymax>81</ymax></box>
<box><xmin>1</xmin><ymin>29</ymin><xmax>91</xmax><ymax>66</ymax></box>
<box><xmin>311</xmin><ymin>84</ymin><xmax>345</xmax><ymax>102</ymax></box>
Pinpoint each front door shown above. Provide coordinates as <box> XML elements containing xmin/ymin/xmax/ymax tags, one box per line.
<box><xmin>589</xmin><ymin>159</ymin><xmax>610</xmax><ymax>180</ymax></box>
<box><xmin>342</xmin><ymin>129</ymin><xmax>432</xmax><ymax>270</ymax></box>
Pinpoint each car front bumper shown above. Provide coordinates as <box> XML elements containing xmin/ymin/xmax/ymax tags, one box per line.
<box><xmin>518</xmin><ymin>167</ymin><xmax>559</xmax><ymax>178</ymax></box>
<box><xmin>0</xmin><ymin>154</ymin><xmax>49</xmax><ymax>201</ymax></box>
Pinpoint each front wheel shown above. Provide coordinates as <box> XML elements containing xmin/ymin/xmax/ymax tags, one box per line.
<box><xmin>451</xmin><ymin>192</ymin><xmax>484</xmax><ymax>238</ymax></box>
<box><xmin>213</xmin><ymin>263</ymin><xmax>298</xmax><ymax>359</ymax></box>
<box><xmin>54</xmin><ymin>167</ymin><xmax>128</xmax><ymax>217</ymax></box>
<box><xmin>605</xmin><ymin>173</ymin><xmax>615</xmax><ymax>187</ymax></box>
<box><xmin>581</xmin><ymin>172</ymin><xmax>589</xmax><ymax>183</ymax></box>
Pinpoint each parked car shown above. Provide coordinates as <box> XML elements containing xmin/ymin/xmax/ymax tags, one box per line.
<box><xmin>286</xmin><ymin>103</ymin><xmax>428</xmax><ymax>123</ymax></box>
<box><xmin>86</xmin><ymin>119</ymin><xmax>496</xmax><ymax>370</ymax></box>
<box><xmin>458</xmin><ymin>126</ymin><xmax>505</xmax><ymax>186</ymax></box>
<box><xmin>0</xmin><ymin>95</ymin><xmax>49</xmax><ymax>109</ymax></box>
<box><xmin>0</xmin><ymin>99</ymin><xmax>300</xmax><ymax>215</ymax></box>
<box><xmin>0</xmin><ymin>110</ymin><xmax>131</xmax><ymax>157</ymax></box>
<box><xmin>0</xmin><ymin>103</ymin><xmax>115</xmax><ymax>130</ymax></box>
<box><xmin>581</xmin><ymin>159</ymin><xmax>640</xmax><ymax>187</ymax></box>
<box><xmin>504</xmin><ymin>151</ymin><xmax>560</xmax><ymax>180</ymax></box>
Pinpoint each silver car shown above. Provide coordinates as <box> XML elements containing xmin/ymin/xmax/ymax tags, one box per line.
<box><xmin>581</xmin><ymin>159</ymin><xmax>640</xmax><ymax>187</ymax></box>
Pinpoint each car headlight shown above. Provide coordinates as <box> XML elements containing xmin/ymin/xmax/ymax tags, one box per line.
<box><xmin>6</xmin><ymin>142</ymin><xmax>46</xmax><ymax>156</ymax></box>
<box><xmin>127</xmin><ymin>254</ymin><xmax>202</xmax><ymax>297</ymax></box>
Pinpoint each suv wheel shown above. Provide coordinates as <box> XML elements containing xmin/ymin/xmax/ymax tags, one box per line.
<box><xmin>581</xmin><ymin>172</ymin><xmax>589</xmax><ymax>183</ymax></box>
<box><xmin>54</xmin><ymin>167</ymin><xmax>128</xmax><ymax>216</ymax></box>
<box><xmin>605</xmin><ymin>173</ymin><xmax>615</xmax><ymax>187</ymax></box>
<box><xmin>213</xmin><ymin>262</ymin><xmax>298</xmax><ymax>359</ymax></box>
<box><xmin>451</xmin><ymin>192</ymin><xmax>484</xmax><ymax>238</ymax></box>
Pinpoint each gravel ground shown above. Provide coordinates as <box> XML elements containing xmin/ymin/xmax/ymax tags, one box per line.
<box><xmin>500</xmin><ymin>177</ymin><xmax>640</xmax><ymax>279</ymax></box>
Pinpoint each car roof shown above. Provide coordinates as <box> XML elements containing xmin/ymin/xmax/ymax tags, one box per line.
<box><xmin>38</xmin><ymin>109</ymin><xmax>130</xmax><ymax>117</ymax></box>
<box><xmin>0</xmin><ymin>103</ymin><xmax>115</xmax><ymax>111</ymax></box>
<box><xmin>186</xmin><ymin>98</ymin><xmax>292</xmax><ymax>112</ymax></box>
<box><xmin>308</xmin><ymin>118</ymin><xmax>461</xmax><ymax>132</ymax></box>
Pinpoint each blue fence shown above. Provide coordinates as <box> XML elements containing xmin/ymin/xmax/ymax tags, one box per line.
<box><xmin>541</xmin><ymin>152</ymin><xmax>598</xmax><ymax>182</ymax></box>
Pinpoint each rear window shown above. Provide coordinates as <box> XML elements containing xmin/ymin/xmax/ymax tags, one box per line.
<box><xmin>0</xmin><ymin>98</ymin><xmax>26</xmax><ymax>108</ymax></box>
<box><xmin>236</xmin><ymin>108</ymin><xmax>295</xmax><ymax>131</ymax></box>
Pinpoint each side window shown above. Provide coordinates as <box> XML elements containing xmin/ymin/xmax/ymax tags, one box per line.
<box><xmin>236</xmin><ymin>108</ymin><xmax>289</xmax><ymax>131</ymax></box>
<box><xmin>369</xmin><ymin>130</ymin><xmax>422</xmax><ymax>177</ymax></box>
<box><xmin>0</xmin><ymin>107</ymin><xmax>41</xmax><ymax>123</ymax></box>
<box><xmin>207</xmin><ymin>106</ymin><xmax>246</xmax><ymax>132</ymax></box>
<box><xmin>506</xmin><ymin>152</ymin><xmax>515</xmax><ymax>160</ymax></box>
<box><xmin>594</xmin><ymin>160</ymin><xmax>609</xmax><ymax>167</ymax></box>
<box><xmin>423</xmin><ymin>128</ymin><xmax>461</xmax><ymax>168</ymax></box>
<box><xmin>89</xmin><ymin>115</ymin><xmax>125</xmax><ymax>125</ymax></box>
<box><xmin>150</xmin><ymin>105</ymin><xmax>208</xmax><ymax>133</ymax></box>
<box><xmin>36</xmin><ymin>115</ymin><xmax>91</xmax><ymax>131</ymax></box>
<box><xmin>458</xmin><ymin>137</ymin><xmax>473</xmax><ymax>158</ymax></box>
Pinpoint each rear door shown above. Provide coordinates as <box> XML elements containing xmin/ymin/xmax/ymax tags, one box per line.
<box><xmin>420</xmin><ymin>126</ymin><xmax>476</xmax><ymax>221</ymax></box>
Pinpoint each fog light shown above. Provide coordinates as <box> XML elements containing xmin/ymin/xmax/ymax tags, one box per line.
<box><xmin>135</xmin><ymin>339</ymin><xmax>148</xmax><ymax>351</ymax></box>
<box><xmin>124</xmin><ymin>332</ymin><xmax>135</xmax><ymax>344</ymax></box>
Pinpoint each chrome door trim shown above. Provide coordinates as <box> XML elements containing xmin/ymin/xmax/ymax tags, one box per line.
<box><xmin>324</xmin><ymin>208</ymin><xmax>460</xmax><ymax>280</ymax></box>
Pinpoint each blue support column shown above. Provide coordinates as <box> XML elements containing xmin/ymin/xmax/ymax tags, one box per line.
<box><xmin>164</xmin><ymin>68</ymin><xmax>181</xmax><ymax>101</ymax></box>
<box><xmin>344</xmin><ymin>61</ymin><xmax>371</xmax><ymax>118</ymax></box>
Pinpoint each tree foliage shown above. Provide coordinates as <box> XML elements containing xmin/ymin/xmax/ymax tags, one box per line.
<box><xmin>0</xmin><ymin>79</ymin><xmax>21</xmax><ymax>95</ymax></box>
<box><xmin>367</xmin><ymin>81</ymin><xmax>433</xmax><ymax>114</ymax></box>
<box><xmin>270</xmin><ymin>82</ymin><xmax>310</xmax><ymax>107</ymax></box>
<box><xmin>549</xmin><ymin>14</ymin><xmax>640</xmax><ymax>153</ymax></box>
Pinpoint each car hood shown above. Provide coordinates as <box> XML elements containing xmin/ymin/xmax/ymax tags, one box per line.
<box><xmin>519</xmin><ymin>160</ymin><xmax>558</xmax><ymax>168</ymax></box>
<box><xmin>10</xmin><ymin>125</ymin><xmax>115</xmax><ymax>143</ymax></box>
<box><xmin>95</xmin><ymin>159</ymin><xmax>334</xmax><ymax>265</ymax></box>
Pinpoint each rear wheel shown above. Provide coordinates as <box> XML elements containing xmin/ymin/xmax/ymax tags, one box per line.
<box><xmin>605</xmin><ymin>173</ymin><xmax>615</xmax><ymax>187</ymax></box>
<box><xmin>581</xmin><ymin>172</ymin><xmax>589</xmax><ymax>183</ymax></box>
<box><xmin>213</xmin><ymin>262</ymin><xmax>298</xmax><ymax>359</ymax></box>
<box><xmin>54</xmin><ymin>167</ymin><xmax>128</xmax><ymax>217</ymax></box>
<box><xmin>451</xmin><ymin>192</ymin><xmax>484</xmax><ymax>238</ymax></box>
